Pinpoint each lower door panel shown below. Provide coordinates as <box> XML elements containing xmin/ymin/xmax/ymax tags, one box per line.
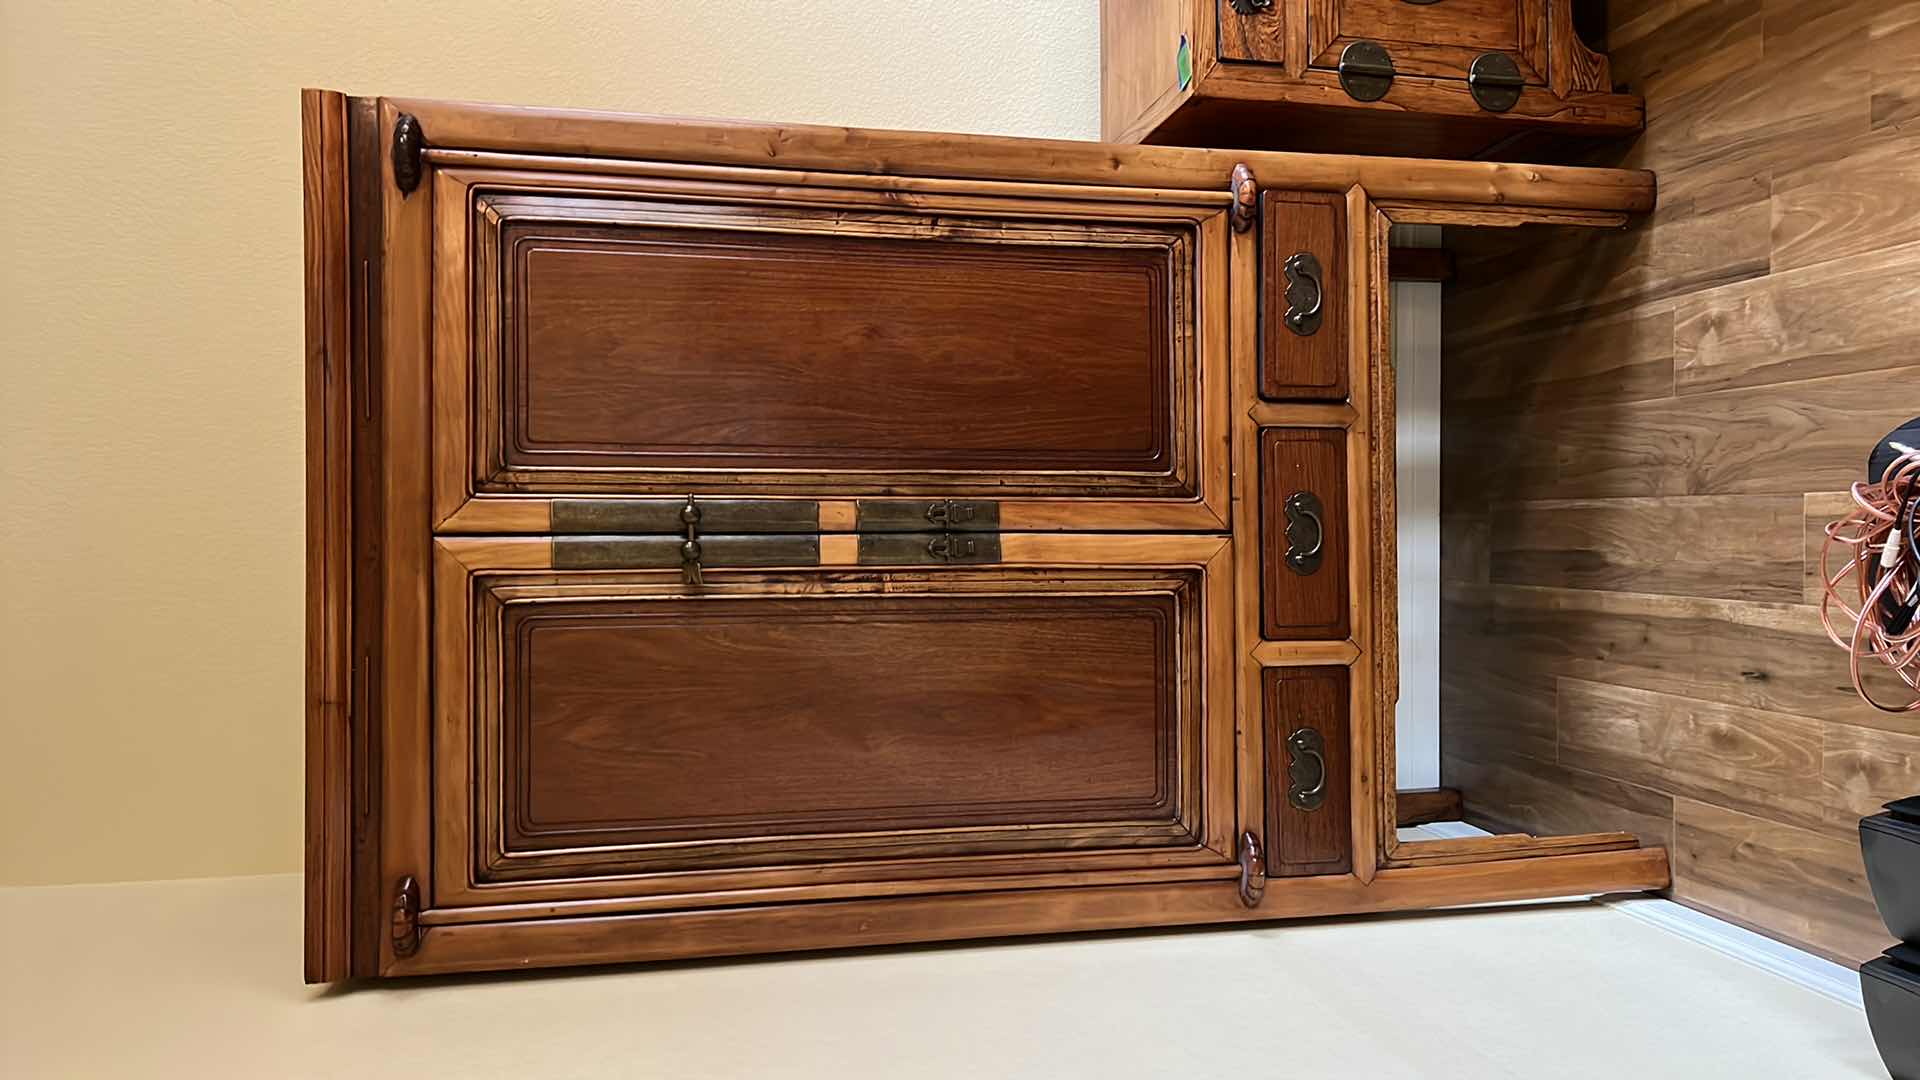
<box><xmin>430</xmin><ymin>534</ymin><xmax>1238</xmax><ymax>914</ymax></box>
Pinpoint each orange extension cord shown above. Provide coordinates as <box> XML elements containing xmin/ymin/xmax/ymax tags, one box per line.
<box><xmin>1820</xmin><ymin>445</ymin><xmax>1920</xmax><ymax>713</ymax></box>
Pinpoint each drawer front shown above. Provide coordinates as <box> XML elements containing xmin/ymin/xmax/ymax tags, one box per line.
<box><xmin>432</xmin><ymin>168</ymin><xmax>1229</xmax><ymax>530</ymax></box>
<box><xmin>1264</xmin><ymin>666</ymin><xmax>1352</xmax><ymax>877</ymax></box>
<box><xmin>1261</xmin><ymin>191</ymin><xmax>1347</xmax><ymax>401</ymax></box>
<box><xmin>431</xmin><ymin>535</ymin><xmax>1237</xmax><ymax>909</ymax></box>
<box><xmin>1217</xmin><ymin>0</ymin><xmax>1288</xmax><ymax>64</ymax></box>
<box><xmin>1309</xmin><ymin>0</ymin><xmax>1542</xmax><ymax>84</ymax></box>
<box><xmin>1260</xmin><ymin>429</ymin><xmax>1349</xmax><ymax>640</ymax></box>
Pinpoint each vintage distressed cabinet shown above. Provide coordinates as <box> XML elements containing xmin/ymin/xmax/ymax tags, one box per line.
<box><xmin>303</xmin><ymin>90</ymin><xmax>1668</xmax><ymax>981</ymax></box>
<box><xmin>1101</xmin><ymin>0</ymin><xmax>1643</xmax><ymax>158</ymax></box>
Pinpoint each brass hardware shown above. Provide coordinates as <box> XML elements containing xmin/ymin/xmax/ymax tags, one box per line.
<box><xmin>679</xmin><ymin>496</ymin><xmax>703</xmax><ymax>588</ymax></box>
<box><xmin>553</xmin><ymin>533</ymin><xmax>820</xmax><ymax>571</ymax></box>
<box><xmin>1237</xmin><ymin>831</ymin><xmax>1266</xmax><ymax>907</ymax></box>
<box><xmin>1469</xmin><ymin>52</ymin><xmax>1525</xmax><ymax>112</ymax></box>
<box><xmin>858</xmin><ymin>532</ymin><xmax>1002</xmax><ymax>565</ymax></box>
<box><xmin>390</xmin><ymin>875</ymin><xmax>421</xmax><ymax>958</ymax></box>
<box><xmin>1230</xmin><ymin>163</ymin><xmax>1258</xmax><ymax>234</ymax></box>
<box><xmin>1283</xmin><ymin>491</ymin><xmax>1326</xmax><ymax>575</ymax></box>
<box><xmin>1287</xmin><ymin>727</ymin><xmax>1328</xmax><ymax>811</ymax></box>
<box><xmin>857</xmin><ymin>499</ymin><xmax>1000</xmax><ymax>533</ymax></box>
<box><xmin>1282</xmin><ymin>252</ymin><xmax>1324</xmax><ymax>336</ymax></box>
<box><xmin>551</xmin><ymin>498</ymin><xmax>819</xmax><ymax>535</ymax></box>
<box><xmin>391</xmin><ymin>113</ymin><xmax>424</xmax><ymax>196</ymax></box>
<box><xmin>1338</xmin><ymin>41</ymin><xmax>1395</xmax><ymax>101</ymax></box>
<box><xmin>1228</xmin><ymin>0</ymin><xmax>1274</xmax><ymax>12</ymax></box>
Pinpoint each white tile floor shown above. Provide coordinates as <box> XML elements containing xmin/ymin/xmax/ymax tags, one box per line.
<box><xmin>0</xmin><ymin>874</ymin><xmax>1886</xmax><ymax>1078</ymax></box>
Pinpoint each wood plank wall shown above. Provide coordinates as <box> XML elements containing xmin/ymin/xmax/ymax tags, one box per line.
<box><xmin>1438</xmin><ymin>0</ymin><xmax>1920</xmax><ymax>964</ymax></box>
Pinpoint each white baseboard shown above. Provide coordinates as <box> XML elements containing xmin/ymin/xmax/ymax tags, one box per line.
<box><xmin>1403</xmin><ymin>820</ymin><xmax>1865</xmax><ymax>1010</ymax></box>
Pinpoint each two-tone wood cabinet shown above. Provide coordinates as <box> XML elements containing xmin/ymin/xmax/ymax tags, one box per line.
<box><xmin>302</xmin><ymin>90</ymin><xmax>1669</xmax><ymax>980</ymax></box>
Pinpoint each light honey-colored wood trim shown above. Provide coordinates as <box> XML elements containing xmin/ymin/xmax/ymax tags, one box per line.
<box><xmin>388</xmin><ymin>847</ymin><xmax>1672</xmax><ymax>975</ymax></box>
<box><xmin>377</xmin><ymin>98</ymin><xmax>436</xmax><ymax>974</ymax></box>
<box><xmin>300</xmin><ymin>87</ymin><xmax>353</xmax><ymax>986</ymax></box>
<box><xmin>384</xmin><ymin>95</ymin><xmax>1656</xmax><ymax>213</ymax></box>
<box><xmin>1248</xmin><ymin>401</ymin><xmax>1359</xmax><ymax>428</ymax></box>
<box><xmin>1344</xmin><ymin>184</ymin><xmax>1381</xmax><ymax>887</ymax></box>
<box><xmin>1386</xmin><ymin>832</ymin><xmax>1645</xmax><ymax>869</ymax></box>
<box><xmin>1250</xmin><ymin>640</ymin><xmax>1362</xmax><ymax>667</ymax></box>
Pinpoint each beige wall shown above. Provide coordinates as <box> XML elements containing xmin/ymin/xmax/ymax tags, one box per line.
<box><xmin>0</xmin><ymin>0</ymin><xmax>1098</xmax><ymax>885</ymax></box>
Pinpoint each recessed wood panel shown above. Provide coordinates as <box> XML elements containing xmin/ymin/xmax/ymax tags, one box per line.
<box><xmin>1261</xmin><ymin>191</ymin><xmax>1348</xmax><ymax>401</ymax></box>
<box><xmin>445</xmin><ymin>559</ymin><xmax>1223</xmax><ymax>889</ymax></box>
<box><xmin>1261</xmin><ymin>428</ymin><xmax>1350</xmax><ymax>639</ymax></box>
<box><xmin>461</xmin><ymin>189</ymin><xmax>1210</xmax><ymax>503</ymax></box>
<box><xmin>505</xmin><ymin>594</ymin><xmax>1179</xmax><ymax>850</ymax></box>
<box><xmin>1265</xmin><ymin>666</ymin><xmax>1352</xmax><ymax>876</ymax></box>
<box><xmin>1308</xmin><ymin>0</ymin><xmax>1540</xmax><ymax>82</ymax></box>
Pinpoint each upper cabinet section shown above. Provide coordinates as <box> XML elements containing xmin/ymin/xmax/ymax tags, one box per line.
<box><xmin>432</xmin><ymin>165</ymin><xmax>1233</xmax><ymax>532</ymax></box>
<box><xmin>1101</xmin><ymin>0</ymin><xmax>1641</xmax><ymax>159</ymax></box>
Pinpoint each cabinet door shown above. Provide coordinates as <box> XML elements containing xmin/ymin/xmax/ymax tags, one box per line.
<box><xmin>1308</xmin><ymin>0</ymin><xmax>1546</xmax><ymax>84</ymax></box>
<box><xmin>1261</xmin><ymin>190</ymin><xmax>1347</xmax><ymax>401</ymax></box>
<box><xmin>1264</xmin><ymin>666</ymin><xmax>1352</xmax><ymax>877</ymax></box>
<box><xmin>432</xmin><ymin>167</ymin><xmax>1230</xmax><ymax>534</ymax></box>
<box><xmin>429</xmin><ymin>534</ymin><xmax>1239</xmax><ymax>915</ymax></box>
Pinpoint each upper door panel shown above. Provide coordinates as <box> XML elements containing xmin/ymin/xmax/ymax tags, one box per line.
<box><xmin>432</xmin><ymin>165</ymin><xmax>1231</xmax><ymax>532</ymax></box>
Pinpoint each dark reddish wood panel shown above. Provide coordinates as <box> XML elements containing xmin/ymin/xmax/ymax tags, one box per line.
<box><xmin>1264</xmin><ymin>666</ymin><xmax>1352</xmax><ymax>877</ymax></box>
<box><xmin>500</xmin><ymin>211</ymin><xmax>1181</xmax><ymax>477</ymax></box>
<box><xmin>1261</xmin><ymin>191</ymin><xmax>1348</xmax><ymax>401</ymax></box>
<box><xmin>495</xmin><ymin>590</ymin><xmax>1192</xmax><ymax>871</ymax></box>
<box><xmin>1260</xmin><ymin>428</ymin><xmax>1349</xmax><ymax>640</ymax></box>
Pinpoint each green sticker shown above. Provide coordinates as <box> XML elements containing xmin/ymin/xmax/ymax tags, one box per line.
<box><xmin>1177</xmin><ymin>34</ymin><xmax>1192</xmax><ymax>90</ymax></box>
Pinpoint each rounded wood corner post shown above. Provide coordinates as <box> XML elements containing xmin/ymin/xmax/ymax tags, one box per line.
<box><xmin>1345</xmin><ymin>183</ymin><xmax>1390</xmax><ymax>886</ymax></box>
<box><xmin>374</xmin><ymin>96</ymin><xmax>437</xmax><ymax>976</ymax></box>
<box><xmin>1227</xmin><ymin>163</ymin><xmax>1268</xmax><ymax>882</ymax></box>
<box><xmin>302</xmin><ymin>87</ymin><xmax>354</xmax><ymax>984</ymax></box>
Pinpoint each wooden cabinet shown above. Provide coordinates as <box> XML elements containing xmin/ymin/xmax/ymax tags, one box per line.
<box><xmin>303</xmin><ymin>90</ymin><xmax>1668</xmax><ymax>981</ymax></box>
<box><xmin>1102</xmin><ymin>0</ymin><xmax>1641</xmax><ymax>159</ymax></box>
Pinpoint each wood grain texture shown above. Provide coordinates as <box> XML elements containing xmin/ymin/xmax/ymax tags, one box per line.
<box><xmin>1106</xmin><ymin>0</ymin><xmax>1639</xmax><ymax>156</ymax></box>
<box><xmin>1218</xmin><ymin>0</ymin><xmax>1290</xmax><ymax>64</ymax></box>
<box><xmin>307</xmin><ymin>90</ymin><xmax>1672</xmax><ymax>977</ymax></box>
<box><xmin>1265</xmin><ymin>666</ymin><xmax>1353</xmax><ymax>876</ymax></box>
<box><xmin>386</xmin><ymin>848</ymin><xmax>1673</xmax><ymax>976</ymax></box>
<box><xmin>396</xmin><ymin>94</ymin><xmax>1655</xmax><ymax>210</ymax></box>
<box><xmin>301</xmin><ymin>88</ymin><xmax>353</xmax><ymax>985</ymax></box>
<box><xmin>1101</xmin><ymin>0</ymin><xmax>1194</xmax><ymax>142</ymax></box>
<box><xmin>1439</xmin><ymin>0</ymin><xmax>1920</xmax><ymax>964</ymax></box>
<box><xmin>1487</xmin><ymin>495</ymin><xmax>1805</xmax><ymax>601</ymax></box>
<box><xmin>1673</xmin><ymin>799</ymin><xmax>1892</xmax><ymax>964</ymax></box>
<box><xmin>1260</xmin><ymin>428</ymin><xmax>1350</xmax><ymax>639</ymax></box>
<box><xmin>1261</xmin><ymin>190</ymin><xmax>1348</xmax><ymax>400</ymax></box>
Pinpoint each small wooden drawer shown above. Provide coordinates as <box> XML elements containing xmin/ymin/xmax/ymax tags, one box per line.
<box><xmin>1308</xmin><ymin>0</ymin><xmax>1544</xmax><ymax>85</ymax></box>
<box><xmin>1260</xmin><ymin>428</ymin><xmax>1349</xmax><ymax>640</ymax></box>
<box><xmin>1260</xmin><ymin>191</ymin><xmax>1347</xmax><ymax>401</ymax></box>
<box><xmin>1264</xmin><ymin>666</ymin><xmax>1352</xmax><ymax>877</ymax></box>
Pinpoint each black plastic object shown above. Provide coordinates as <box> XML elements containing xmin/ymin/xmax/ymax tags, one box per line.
<box><xmin>1864</xmin><ymin>798</ymin><xmax>1920</xmax><ymax>941</ymax></box>
<box><xmin>1863</xmin><ymin>944</ymin><xmax>1920</xmax><ymax>1080</ymax></box>
<box><xmin>1869</xmin><ymin>416</ymin><xmax>1920</xmax><ymax>484</ymax></box>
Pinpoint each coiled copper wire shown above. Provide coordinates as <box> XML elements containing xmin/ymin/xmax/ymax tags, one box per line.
<box><xmin>1820</xmin><ymin>447</ymin><xmax>1920</xmax><ymax>712</ymax></box>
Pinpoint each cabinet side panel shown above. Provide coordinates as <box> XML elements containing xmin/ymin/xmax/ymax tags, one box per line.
<box><xmin>301</xmin><ymin>88</ymin><xmax>352</xmax><ymax>984</ymax></box>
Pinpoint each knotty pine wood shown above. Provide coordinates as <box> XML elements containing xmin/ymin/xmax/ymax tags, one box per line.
<box><xmin>1438</xmin><ymin>0</ymin><xmax>1920</xmax><ymax>964</ymax></box>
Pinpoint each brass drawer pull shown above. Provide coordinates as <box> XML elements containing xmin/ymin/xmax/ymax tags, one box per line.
<box><xmin>1283</xmin><ymin>491</ymin><xmax>1325</xmax><ymax>574</ymax></box>
<box><xmin>1286</xmin><ymin>727</ymin><xmax>1328</xmax><ymax>811</ymax></box>
<box><xmin>1282</xmin><ymin>251</ymin><xmax>1325</xmax><ymax>336</ymax></box>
